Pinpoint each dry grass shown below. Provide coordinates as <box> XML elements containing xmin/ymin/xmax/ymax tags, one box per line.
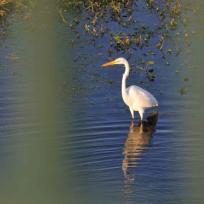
<box><xmin>0</xmin><ymin>0</ymin><xmax>13</xmax><ymax>18</ymax></box>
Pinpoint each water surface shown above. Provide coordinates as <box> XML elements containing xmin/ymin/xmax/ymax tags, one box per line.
<box><xmin>0</xmin><ymin>1</ymin><xmax>204</xmax><ymax>203</ymax></box>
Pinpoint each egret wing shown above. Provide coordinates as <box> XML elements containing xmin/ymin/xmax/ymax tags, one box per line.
<box><xmin>127</xmin><ymin>85</ymin><xmax>158</xmax><ymax>108</ymax></box>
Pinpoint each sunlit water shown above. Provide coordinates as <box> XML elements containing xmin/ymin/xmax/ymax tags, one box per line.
<box><xmin>0</xmin><ymin>1</ymin><xmax>204</xmax><ymax>204</ymax></box>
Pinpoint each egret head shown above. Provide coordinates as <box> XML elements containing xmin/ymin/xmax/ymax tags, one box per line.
<box><xmin>101</xmin><ymin>57</ymin><xmax>128</xmax><ymax>68</ymax></box>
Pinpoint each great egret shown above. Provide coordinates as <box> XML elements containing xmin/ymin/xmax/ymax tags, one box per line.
<box><xmin>101</xmin><ymin>57</ymin><xmax>158</xmax><ymax>121</ymax></box>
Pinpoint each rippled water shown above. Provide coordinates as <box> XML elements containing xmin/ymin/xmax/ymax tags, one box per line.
<box><xmin>0</xmin><ymin>0</ymin><xmax>204</xmax><ymax>204</ymax></box>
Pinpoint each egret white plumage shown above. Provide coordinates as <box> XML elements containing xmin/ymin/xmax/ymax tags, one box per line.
<box><xmin>101</xmin><ymin>57</ymin><xmax>158</xmax><ymax>122</ymax></box>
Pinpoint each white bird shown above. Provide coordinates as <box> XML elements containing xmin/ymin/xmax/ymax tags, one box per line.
<box><xmin>101</xmin><ymin>57</ymin><xmax>158</xmax><ymax>121</ymax></box>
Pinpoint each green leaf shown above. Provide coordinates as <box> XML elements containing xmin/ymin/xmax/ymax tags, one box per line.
<box><xmin>147</xmin><ymin>60</ymin><xmax>155</xmax><ymax>65</ymax></box>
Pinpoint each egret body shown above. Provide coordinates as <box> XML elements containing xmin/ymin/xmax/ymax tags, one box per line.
<box><xmin>101</xmin><ymin>57</ymin><xmax>158</xmax><ymax>121</ymax></box>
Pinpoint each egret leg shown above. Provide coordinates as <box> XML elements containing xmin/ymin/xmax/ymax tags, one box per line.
<box><xmin>130</xmin><ymin>119</ymin><xmax>134</xmax><ymax>128</ymax></box>
<box><xmin>139</xmin><ymin>122</ymin><xmax>144</xmax><ymax>134</ymax></box>
<box><xmin>138</xmin><ymin>108</ymin><xmax>144</xmax><ymax>122</ymax></box>
<box><xmin>129</xmin><ymin>108</ymin><xmax>134</xmax><ymax>120</ymax></box>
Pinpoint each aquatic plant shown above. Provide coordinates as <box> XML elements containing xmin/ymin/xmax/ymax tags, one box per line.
<box><xmin>0</xmin><ymin>0</ymin><xmax>32</xmax><ymax>21</ymax></box>
<box><xmin>0</xmin><ymin>0</ymin><xmax>191</xmax><ymax>86</ymax></box>
<box><xmin>60</xmin><ymin>0</ymin><xmax>185</xmax><ymax>81</ymax></box>
<box><xmin>0</xmin><ymin>0</ymin><xmax>12</xmax><ymax>18</ymax></box>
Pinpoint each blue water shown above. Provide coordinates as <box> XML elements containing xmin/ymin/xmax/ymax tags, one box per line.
<box><xmin>0</xmin><ymin>1</ymin><xmax>204</xmax><ymax>203</ymax></box>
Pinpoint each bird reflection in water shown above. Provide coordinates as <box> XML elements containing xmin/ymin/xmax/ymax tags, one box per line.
<box><xmin>122</xmin><ymin>113</ymin><xmax>158</xmax><ymax>181</ymax></box>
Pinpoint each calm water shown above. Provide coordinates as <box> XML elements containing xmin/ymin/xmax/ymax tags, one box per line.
<box><xmin>0</xmin><ymin>0</ymin><xmax>204</xmax><ymax>203</ymax></box>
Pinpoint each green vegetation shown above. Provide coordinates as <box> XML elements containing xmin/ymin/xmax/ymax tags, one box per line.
<box><xmin>0</xmin><ymin>0</ymin><xmax>13</xmax><ymax>18</ymax></box>
<box><xmin>0</xmin><ymin>0</ymin><xmax>190</xmax><ymax>85</ymax></box>
<box><xmin>59</xmin><ymin>0</ymin><xmax>185</xmax><ymax>81</ymax></box>
<box><xmin>61</xmin><ymin>0</ymin><xmax>182</xmax><ymax>42</ymax></box>
<box><xmin>0</xmin><ymin>0</ymin><xmax>31</xmax><ymax>21</ymax></box>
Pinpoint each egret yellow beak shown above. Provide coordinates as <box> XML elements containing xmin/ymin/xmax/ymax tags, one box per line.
<box><xmin>101</xmin><ymin>60</ymin><xmax>116</xmax><ymax>68</ymax></box>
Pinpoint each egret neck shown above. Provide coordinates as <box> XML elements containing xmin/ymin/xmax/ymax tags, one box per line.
<box><xmin>121</xmin><ymin>60</ymin><xmax>130</xmax><ymax>104</ymax></box>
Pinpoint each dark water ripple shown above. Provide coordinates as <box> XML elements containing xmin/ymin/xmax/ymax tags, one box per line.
<box><xmin>58</xmin><ymin>95</ymin><xmax>191</xmax><ymax>204</ymax></box>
